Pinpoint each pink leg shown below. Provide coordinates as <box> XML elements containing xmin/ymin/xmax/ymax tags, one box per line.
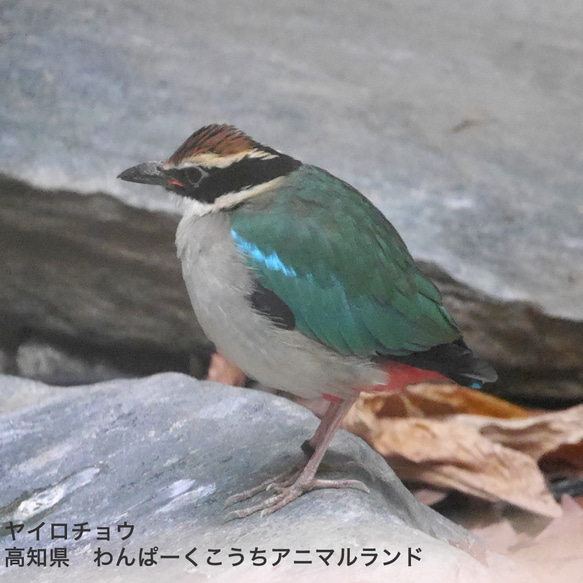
<box><xmin>301</xmin><ymin>398</ymin><xmax>343</xmax><ymax>455</ymax></box>
<box><xmin>224</xmin><ymin>394</ymin><xmax>369</xmax><ymax>519</ymax></box>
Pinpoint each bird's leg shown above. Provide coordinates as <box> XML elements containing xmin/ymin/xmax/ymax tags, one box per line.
<box><xmin>301</xmin><ymin>398</ymin><xmax>343</xmax><ymax>456</ymax></box>
<box><xmin>225</xmin><ymin>394</ymin><xmax>369</xmax><ymax>520</ymax></box>
<box><xmin>224</xmin><ymin>400</ymin><xmax>342</xmax><ymax>509</ymax></box>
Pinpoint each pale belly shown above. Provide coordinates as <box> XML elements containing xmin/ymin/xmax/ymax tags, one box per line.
<box><xmin>175</xmin><ymin>210</ymin><xmax>382</xmax><ymax>400</ymax></box>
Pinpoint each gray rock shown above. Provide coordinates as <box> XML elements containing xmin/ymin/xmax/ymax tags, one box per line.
<box><xmin>2</xmin><ymin>174</ymin><xmax>582</xmax><ymax>404</ymax></box>
<box><xmin>15</xmin><ymin>339</ymin><xmax>130</xmax><ymax>386</ymax></box>
<box><xmin>0</xmin><ymin>374</ymin><xmax>63</xmax><ymax>416</ymax></box>
<box><xmin>0</xmin><ymin>373</ymin><xmax>506</xmax><ymax>581</ymax></box>
<box><xmin>1</xmin><ymin>0</ymin><xmax>582</xmax><ymax>320</ymax></box>
<box><xmin>0</xmin><ymin>177</ymin><xmax>206</xmax><ymax>355</ymax></box>
<box><xmin>0</xmin><ymin>348</ymin><xmax>8</xmax><ymax>375</ymax></box>
<box><xmin>1</xmin><ymin>0</ymin><xmax>582</xmax><ymax>402</ymax></box>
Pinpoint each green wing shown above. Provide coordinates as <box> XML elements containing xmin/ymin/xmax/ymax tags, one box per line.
<box><xmin>230</xmin><ymin>165</ymin><xmax>460</xmax><ymax>357</ymax></box>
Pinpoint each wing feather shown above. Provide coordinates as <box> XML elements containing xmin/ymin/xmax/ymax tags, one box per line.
<box><xmin>230</xmin><ymin>165</ymin><xmax>460</xmax><ymax>357</ymax></box>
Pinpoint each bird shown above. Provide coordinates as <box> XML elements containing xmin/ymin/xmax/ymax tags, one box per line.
<box><xmin>118</xmin><ymin>124</ymin><xmax>497</xmax><ymax>518</ymax></box>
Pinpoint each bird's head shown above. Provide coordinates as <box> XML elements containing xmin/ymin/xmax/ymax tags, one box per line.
<box><xmin>118</xmin><ymin>124</ymin><xmax>300</xmax><ymax>206</ymax></box>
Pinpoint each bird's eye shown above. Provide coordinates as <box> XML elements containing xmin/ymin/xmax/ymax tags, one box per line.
<box><xmin>165</xmin><ymin>167</ymin><xmax>204</xmax><ymax>193</ymax></box>
<box><xmin>183</xmin><ymin>167</ymin><xmax>203</xmax><ymax>187</ymax></box>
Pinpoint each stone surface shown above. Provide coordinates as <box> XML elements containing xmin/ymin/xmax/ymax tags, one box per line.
<box><xmin>14</xmin><ymin>339</ymin><xmax>129</xmax><ymax>386</ymax></box>
<box><xmin>0</xmin><ymin>177</ymin><xmax>203</xmax><ymax>354</ymax></box>
<box><xmin>0</xmin><ymin>349</ymin><xmax>8</xmax><ymax>376</ymax></box>
<box><xmin>1</xmin><ymin>0</ymin><xmax>582</xmax><ymax>320</ymax></box>
<box><xmin>1</xmin><ymin>174</ymin><xmax>582</xmax><ymax>402</ymax></box>
<box><xmin>0</xmin><ymin>176</ymin><xmax>212</xmax><ymax>383</ymax></box>
<box><xmin>0</xmin><ymin>374</ymin><xmax>62</xmax><ymax>416</ymax></box>
<box><xmin>0</xmin><ymin>0</ymin><xmax>582</xmax><ymax>403</ymax></box>
<box><xmin>420</xmin><ymin>262</ymin><xmax>583</xmax><ymax>406</ymax></box>
<box><xmin>0</xmin><ymin>373</ymin><xmax>509</xmax><ymax>582</ymax></box>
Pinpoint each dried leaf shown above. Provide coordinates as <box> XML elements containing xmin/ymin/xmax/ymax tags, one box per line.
<box><xmin>347</xmin><ymin>384</ymin><xmax>583</xmax><ymax>515</ymax></box>
<box><xmin>361</xmin><ymin>382</ymin><xmax>531</xmax><ymax>419</ymax></box>
<box><xmin>410</xmin><ymin>486</ymin><xmax>449</xmax><ymax>507</ymax></box>
<box><xmin>457</xmin><ymin>404</ymin><xmax>583</xmax><ymax>462</ymax></box>
<box><xmin>206</xmin><ymin>352</ymin><xmax>246</xmax><ymax>386</ymax></box>
<box><xmin>345</xmin><ymin>401</ymin><xmax>562</xmax><ymax>517</ymax></box>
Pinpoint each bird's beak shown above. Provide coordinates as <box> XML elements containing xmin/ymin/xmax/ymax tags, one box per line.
<box><xmin>117</xmin><ymin>161</ymin><xmax>167</xmax><ymax>185</ymax></box>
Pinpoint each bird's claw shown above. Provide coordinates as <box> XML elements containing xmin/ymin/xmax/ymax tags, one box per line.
<box><xmin>224</xmin><ymin>475</ymin><xmax>369</xmax><ymax>520</ymax></box>
<box><xmin>224</xmin><ymin>466</ymin><xmax>300</xmax><ymax>508</ymax></box>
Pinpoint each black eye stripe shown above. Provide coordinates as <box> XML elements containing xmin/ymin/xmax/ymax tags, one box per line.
<box><xmin>167</xmin><ymin>167</ymin><xmax>203</xmax><ymax>187</ymax></box>
<box><xmin>166</xmin><ymin>155</ymin><xmax>301</xmax><ymax>203</ymax></box>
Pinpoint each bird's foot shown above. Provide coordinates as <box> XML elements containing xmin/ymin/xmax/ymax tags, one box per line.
<box><xmin>224</xmin><ymin>470</ymin><xmax>369</xmax><ymax>520</ymax></box>
<box><xmin>223</xmin><ymin>465</ymin><xmax>301</xmax><ymax>509</ymax></box>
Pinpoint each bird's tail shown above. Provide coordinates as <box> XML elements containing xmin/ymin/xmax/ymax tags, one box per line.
<box><xmin>375</xmin><ymin>338</ymin><xmax>497</xmax><ymax>392</ymax></box>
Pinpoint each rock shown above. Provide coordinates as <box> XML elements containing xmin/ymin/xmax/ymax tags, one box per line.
<box><xmin>0</xmin><ymin>348</ymin><xmax>8</xmax><ymax>375</ymax></box>
<box><xmin>1</xmin><ymin>0</ymin><xmax>582</xmax><ymax>402</ymax></box>
<box><xmin>15</xmin><ymin>339</ymin><xmax>129</xmax><ymax>386</ymax></box>
<box><xmin>0</xmin><ymin>373</ymin><xmax>510</xmax><ymax>581</ymax></box>
<box><xmin>0</xmin><ymin>177</ymin><xmax>196</xmax><ymax>351</ymax></box>
<box><xmin>420</xmin><ymin>262</ymin><xmax>583</xmax><ymax>406</ymax></box>
<box><xmin>0</xmin><ymin>374</ymin><xmax>62</xmax><ymax>416</ymax></box>
<box><xmin>0</xmin><ymin>177</ymin><xmax>212</xmax><ymax>380</ymax></box>
<box><xmin>2</xmin><ymin>0</ymin><xmax>581</xmax><ymax>319</ymax></box>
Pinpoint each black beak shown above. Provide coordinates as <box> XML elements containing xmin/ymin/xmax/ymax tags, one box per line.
<box><xmin>117</xmin><ymin>161</ymin><xmax>167</xmax><ymax>185</ymax></box>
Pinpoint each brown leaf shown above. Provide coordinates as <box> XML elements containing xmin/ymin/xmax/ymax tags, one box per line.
<box><xmin>410</xmin><ymin>486</ymin><xmax>449</xmax><ymax>507</ymax></box>
<box><xmin>361</xmin><ymin>382</ymin><xmax>531</xmax><ymax>419</ymax></box>
<box><xmin>345</xmin><ymin>401</ymin><xmax>562</xmax><ymax>517</ymax></box>
<box><xmin>206</xmin><ymin>352</ymin><xmax>246</xmax><ymax>387</ymax></box>
<box><xmin>457</xmin><ymin>404</ymin><xmax>583</xmax><ymax>462</ymax></box>
<box><xmin>347</xmin><ymin>385</ymin><xmax>583</xmax><ymax>515</ymax></box>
